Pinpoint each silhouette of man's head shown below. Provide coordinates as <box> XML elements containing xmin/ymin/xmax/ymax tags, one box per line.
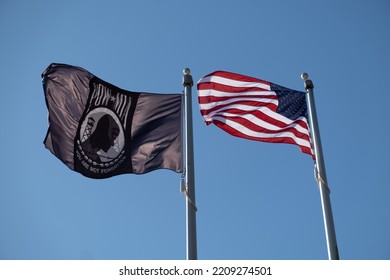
<box><xmin>89</xmin><ymin>114</ymin><xmax>120</xmax><ymax>152</ymax></box>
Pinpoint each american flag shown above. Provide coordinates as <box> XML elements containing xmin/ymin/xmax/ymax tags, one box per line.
<box><xmin>197</xmin><ymin>70</ymin><xmax>314</xmax><ymax>157</ymax></box>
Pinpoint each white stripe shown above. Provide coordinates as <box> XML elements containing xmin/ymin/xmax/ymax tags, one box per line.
<box><xmin>201</xmin><ymin>104</ymin><xmax>272</xmax><ymax>120</ymax></box>
<box><xmin>198</xmin><ymin>88</ymin><xmax>276</xmax><ymax>97</ymax></box>
<box><xmin>201</xmin><ymin>104</ymin><xmax>273</xmax><ymax>120</ymax></box>
<box><xmin>199</xmin><ymin>96</ymin><xmax>278</xmax><ymax>110</ymax></box>
<box><xmin>198</xmin><ymin>75</ymin><xmax>271</xmax><ymax>91</ymax></box>
<box><xmin>202</xmin><ymin>104</ymin><xmax>309</xmax><ymax>136</ymax></box>
<box><xmin>212</xmin><ymin>116</ymin><xmax>312</xmax><ymax>149</ymax></box>
<box><xmin>200</xmin><ymin>103</ymin><xmax>307</xmax><ymax>133</ymax></box>
<box><xmin>212</xmin><ymin>111</ymin><xmax>310</xmax><ymax>135</ymax></box>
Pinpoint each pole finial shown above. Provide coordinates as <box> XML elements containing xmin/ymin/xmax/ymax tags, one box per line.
<box><xmin>183</xmin><ymin>67</ymin><xmax>194</xmax><ymax>87</ymax></box>
<box><xmin>301</xmin><ymin>72</ymin><xmax>314</xmax><ymax>90</ymax></box>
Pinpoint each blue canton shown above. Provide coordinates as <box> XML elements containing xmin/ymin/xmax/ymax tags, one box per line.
<box><xmin>271</xmin><ymin>83</ymin><xmax>307</xmax><ymax>120</ymax></box>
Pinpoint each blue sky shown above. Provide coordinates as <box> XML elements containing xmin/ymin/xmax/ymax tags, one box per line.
<box><xmin>0</xmin><ymin>0</ymin><xmax>389</xmax><ymax>260</ymax></box>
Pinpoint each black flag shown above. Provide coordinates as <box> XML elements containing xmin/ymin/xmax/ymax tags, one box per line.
<box><xmin>42</xmin><ymin>63</ymin><xmax>182</xmax><ymax>179</ymax></box>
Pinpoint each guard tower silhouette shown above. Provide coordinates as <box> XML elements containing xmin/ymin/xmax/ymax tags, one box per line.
<box><xmin>82</xmin><ymin>117</ymin><xmax>95</xmax><ymax>142</ymax></box>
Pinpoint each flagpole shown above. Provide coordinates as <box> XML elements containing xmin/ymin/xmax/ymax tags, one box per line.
<box><xmin>302</xmin><ymin>73</ymin><xmax>340</xmax><ymax>260</ymax></box>
<box><xmin>183</xmin><ymin>68</ymin><xmax>197</xmax><ymax>260</ymax></box>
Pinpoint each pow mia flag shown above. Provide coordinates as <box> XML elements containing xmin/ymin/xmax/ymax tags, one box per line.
<box><xmin>42</xmin><ymin>63</ymin><xmax>182</xmax><ymax>179</ymax></box>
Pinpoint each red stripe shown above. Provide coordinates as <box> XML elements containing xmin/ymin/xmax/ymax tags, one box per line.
<box><xmin>209</xmin><ymin>112</ymin><xmax>311</xmax><ymax>142</ymax></box>
<box><xmin>201</xmin><ymin>107</ymin><xmax>309</xmax><ymax>131</ymax></box>
<box><xmin>198</xmin><ymin>82</ymin><xmax>269</xmax><ymax>94</ymax></box>
<box><xmin>200</xmin><ymin>100</ymin><xmax>278</xmax><ymax>117</ymax></box>
<box><xmin>212</xmin><ymin>120</ymin><xmax>313</xmax><ymax>156</ymax></box>
<box><xmin>202</xmin><ymin>70</ymin><xmax>270</xmax><ymax>85</ymax></box>
<box><xmin>198</xmin><ymin>94</ymin><xmax>277</xmax><ymax>105</ymax></box>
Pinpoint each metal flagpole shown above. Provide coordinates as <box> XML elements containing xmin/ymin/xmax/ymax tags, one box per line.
<box><xmin>182</xmin><ymin>68</ymin><xmax>197</xmax><ymax>260</ymax></box>
<box><xmin>302</xmin><ymin>73</ymin><xmax>340</xmax><ymax>260</ymax></box>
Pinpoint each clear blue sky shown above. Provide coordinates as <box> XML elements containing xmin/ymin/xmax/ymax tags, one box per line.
<box><xmin>0</xmin><ymin>0</ymin><xmax>389</xmax><ymax>260</ymax></box>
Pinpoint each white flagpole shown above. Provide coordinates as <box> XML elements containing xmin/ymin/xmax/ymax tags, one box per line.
<box><xmin>182</xmin><ymin>68</ymin><xmax>197</xmax><ymax>260</ymax></box>
<box><xmin>302</xmin><ymin>73</ymin><xmax>340</xmax><ymax>260</ymax></box>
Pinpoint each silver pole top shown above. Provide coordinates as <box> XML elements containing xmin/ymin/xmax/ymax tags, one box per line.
<box><xmin>301</xmin><ymin>72</ymin><xmax>314</xmax><ymax>90</ymax></box>
<box><xmin>301</xmin><ymin>72</ymin><xmax>309</xmax><ymax>81</ymax></box>
<box><xmin>183</xmin><ymin>68</ymin><xmax>193</xmax><ymax>87</ymax></box>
